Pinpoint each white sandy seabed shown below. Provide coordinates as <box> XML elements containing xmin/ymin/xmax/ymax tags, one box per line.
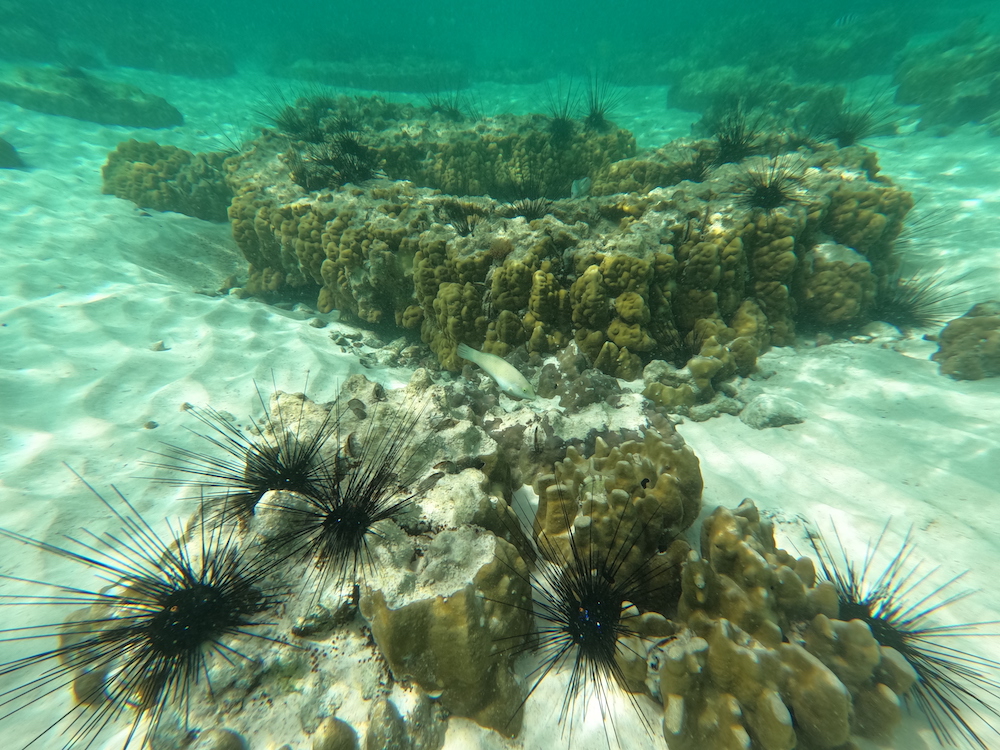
<box><xmin>0</xmin><ymin>67</ymin><xmax>999</xmax><ymax>750</ymax></box>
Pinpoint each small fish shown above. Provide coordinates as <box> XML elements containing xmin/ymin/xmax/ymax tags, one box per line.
<box><xmin>571</xmin><ymin>177</ymin><xmax>592</xmax><ymax>199</ymax></box>
<box><xmin>457</xmin><ymin>343</ymin><xmax>535</xmax><ymax>400</ymax></box>
<box><xmin>833</xmin><ymin>13</ymin><xmax>862</xmax><ymax>28</ymax></box>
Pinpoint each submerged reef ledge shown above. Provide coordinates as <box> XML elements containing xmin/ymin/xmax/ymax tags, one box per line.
<box><xmin>201</xmin><ymin>97</ymin><xmax>913</xmax><ymax>404</ymax></box>
<box><xmin>17</xmin><ymin>369</ymin><xmax>986</xmax><ymax>750</ymax></box>
<box><xmin>97</xmin><ymin>94</ymin><xmax>961</xmax><ymax>409</ymax></box>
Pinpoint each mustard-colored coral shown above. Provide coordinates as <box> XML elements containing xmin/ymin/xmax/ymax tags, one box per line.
<box><xmin>216</xmin><ymin>114</ymin><xmax>916</xmax><ymax>387</ymax></box>
<box><xmin>102</xmin><ymin>140</ymin><xmax>232</xmax><ymax>221</ymax></box>
<box><xmin>933</xmin><ymin>301</ymin><xmax>1000</xmax><ymax>379</ymax></box>
<box><xmin>660</xmin><ymin>499</ymin><xmax>931</xmax><ymax>750</ymax></box>
<box><xmin>533</xmin><ymin>427</ymin><xmax>703</xmax><ymax>577</ymax></box>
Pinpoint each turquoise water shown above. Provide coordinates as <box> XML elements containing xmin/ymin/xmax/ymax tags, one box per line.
<box><xmin>1</xmin><ymin>2</ymin><xmax>1000</xmax><ymax>750</ymax></box>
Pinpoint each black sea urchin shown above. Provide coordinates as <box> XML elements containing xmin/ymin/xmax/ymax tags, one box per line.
<box><xmin>146</xmin><ymin>383</ymin><xmax>341</xmax><ymax>523</ymax></box>
<box><xmin>733</xmin><ymin>156</ymin><xmax>805</xmax><ymax>214</ymax></box>
<box><xmin>705</xmin><ymin>100</ymin><xmax>765</xmax><ymax>165</ymax></box>
<box><xmin>492</xmin><ymin>171</ymin><xmax>552</xmax><ymax>222</ymax></box>
<box><xmin>493</xmin><ymin>494</ymin><xmax>675</xmax><ymax>746</ymax></box>
<box><xmin>260</xmin><ymin>394</ymin><xmax>430</xmax><ymax>596</ymax></box>
<box><xmin>297</xmin><ymin>132</ymin><xmax>382</xmax><ymax>190</ymax></box>
<box><xmin>543</xmin><ymin>80</ymin><xmax>579</xmax><ymax>147</ymax></box>
<box><xmin>807</xmin><ymin>524</ymin><xmax>1000</xmax><ymax>750</ymax></box>
<box><xmin>870</xmin><ymin>265</ymin><xmax>974</xmax><ymax>332</ymax></box>
<box><xmin>425</xmin><ymin>89</ymin><xmax>466</xmax><ymax>122</ymax></box>
<box><xmin>582</xmin><ymin>73</ymin><xmax>626</xmax><ymax>133</ymax></box>
<box><xmin>0</xmin><ymin>474</ymin><xmax>281</xmax><ymax>749</ymax></box>
<box><xmin>254</xmin><ymin>88</ymin><xmax>328</xmax><ymax>144</ymax></box>
<box><xmin>811</xmin><ymin>89</ymin><xmax>898</xmax><ymax>148</ymax></box>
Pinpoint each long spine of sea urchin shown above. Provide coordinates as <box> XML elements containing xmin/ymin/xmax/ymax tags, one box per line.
<box><xmin>807</xmin><ymin>523</ymin><xmax>1000</xmax><ymax>750</ymax></box>
<box><xmin>259</xmin><ymin>393</ymin><xmax>431</xmax><ymax>600</ymax></box>
<box><xmin>491</xmin><ymin>489</ymin><xmax>678</xmax><ymax>747</ymax></box>
<box><xmin>0</xmin><ymin>472</ymin><xmax>283</xmax><ymax>750</ymax></box>
<box><xmin>144</xmin><ymin>380</ymin><xmax>342</xmax><ymax>523</ymax></box>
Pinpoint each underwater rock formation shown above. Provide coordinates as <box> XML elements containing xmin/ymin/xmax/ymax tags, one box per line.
<box><xmin>894</xmin><ymin>21</ymin><xmax>1000</xmax><ymax>134</ymax></box>
<box><xmin>932</xmin><ymin>300</ymin><xmax>1000</xmax><ymax>380</ymax></box>
<box><xmin>215</xmin><ymin>98</ymin><xmax>913</xmax><ymax>399</ymax></box>
<box><xmin>102</xmin><ymin>140</ymin><xmax>233</xmax><ymax>221</ymax></box>
<box><xmin>668</xmin><ymin>64</ymin><xmax>842</xmax><ymax>116</ymax></box>
<box><xmin>0</xmin><ymin>66</ymin><xmax>183</xmax><ymax>128</ymax></box>
<box><xmin>4</xmin><ymin>361</ymin><xmax>997</xmax><ymax>749</ymax></box>
<box><xmin>740</xmin><ymin>394</ymin><xmax>807</xmax><ymax>430</ymax></box>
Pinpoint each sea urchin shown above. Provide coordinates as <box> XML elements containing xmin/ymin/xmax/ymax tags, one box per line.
<box><xmin>145</xmin><ymin>383</ymin><xmax>342</xmax><ymax>523</ymax></box>
<box><xmin>260</xmin><ymin>394</ymin><xmax>430</xmax><ymax>597</ymax></box>
<box><xmin>493</xmin><ymin>492</ymin><xmax>675</xmax><ymax>746</ymax></box>
<box><xmin>733</xmin><ymin>156</ymin><xmax>805</xmax><ymax>214</ymax></box>
<box><xmin>807</xmin><ymin>523</ymin><xmax>1000</xmax><ymax>750</ymax></box>
<box><xmin>0</xmin><ymin>472</ymin><xmax>282</xmax><ymax>749</ymax></box>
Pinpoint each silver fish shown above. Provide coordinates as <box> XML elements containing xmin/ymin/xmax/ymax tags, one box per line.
<box><xmin>457</xmin><ymin>343</ymin><xmax>535</xmax><ymax>400</ymax></box>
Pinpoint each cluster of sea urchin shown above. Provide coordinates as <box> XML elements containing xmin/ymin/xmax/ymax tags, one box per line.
<box><xmin>0</xmin><ymin>381</ymin><xmax>429</xmax><ymax>749</ymax></box>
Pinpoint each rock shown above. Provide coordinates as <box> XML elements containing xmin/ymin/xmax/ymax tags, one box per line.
<box><xmin>0</xmin><ymin>66</ymin><xmax>183</xmax><ymax>128</ymax></box>
<box><xmin>932</xmin><ymin>301</ymin><xmax>1000</xmax><ymax>380</ymax></box>
<box><xmin>189</xmin><ymin>729</ymin><xmax>247</xmax><ymax>750</ymax></box>
<box><xmin>359</xmin><ymin>526</ymin><xmax>531</xmax><ymax>735</ymax></box>
<box><xmin>739</xmin><ymin>394</ymin><xmax>807</xmax><ymax>430</ymax></box>
<box><xmin>313</xmin><ymin>718</ymin><xmax>359</xmax><ymax>750</ymax></box>
<box><xmin>364</xmin><ymin>698</ymin><xmax>408</xmax><ymax>750</ymax></box>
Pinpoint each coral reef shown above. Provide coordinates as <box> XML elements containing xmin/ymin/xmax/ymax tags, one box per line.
<box><xmin>104</xmin><ymin>89</ymin><xmax>913</xmax><ymax>419</ymax></box>
<box><xmin>0</xmin><ymin>66</ymin><xmax>183</xmax><ymax>128</ymax></box>
<box><xmin>657</xmin><ymin>500</ymin><xmax>923</xmax><ymax>750</ymax></box>
<box><xmin>4</xmin><ymin>356</ymin><xmax>996</xmax><ymax>749</ymax></box>
<box><xmin>532</xmin><ymin>427</ymin><xmax>703</xmax><ymax>574</ymax></box>
<box><xmin>932</xmin><ymin>301</ymin><xmax>1000</xmax><ymax>380</ymax></box>
<box><xmin>894</xmin><ymin>21</ymin><xmax>1000</xmax><ymax>134</ymax></box>
<box><xmin>102</xmin><ymin>140</ymin><xmax>233</xmax><ymax>221</ymax></box>
<box><xmin>220</xmin><ymin>103</ymin><xmax>912</xmax><ymax>401</ymax></box>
